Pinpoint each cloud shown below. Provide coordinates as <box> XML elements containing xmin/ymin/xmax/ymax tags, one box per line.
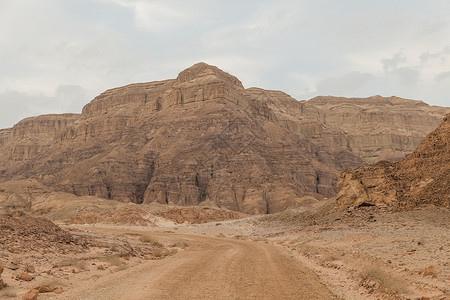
<box><xmin>315</xmin><ymin>72</ymin><xmax>375</xmax><ymax>96</ymax></box>
<box><xmin>420</xmin><ymin>46</ymin><xmax>450</xmax><ymax>65</ymax></box>
<box><xmin>381</xmin><ymin>52</ymin><xmax>420</xmax><ymax>86</ymax></box>
<box><xmin>2</xmin><ymin>0</ymin><xmax>450</xmax><ymax>129</ymax></box>
<box><xmin>98</xmin><ymin>0</ymin><xmax>200</xmax><ymax>32</ymax></box>
<box><xmin>435</xmin><ymin>71</ymin><xmax>450</xmax><ymax>82</ymax></box>
<box><xmin>0</xmin><ymin>85</ymin><xmax>87</xmax><ymax>129</ymax></box>
<box><xmin>382</xmin><ymin>53</ymin><xmax>407</xmax><ymax>73</ymax></box>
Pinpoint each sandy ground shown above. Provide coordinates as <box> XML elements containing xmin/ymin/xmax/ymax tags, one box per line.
<box><xmin>40</xmin><ymin>229</ymin><xmax>338</xmax><ymax>300</ymax></box>
<box><xmin>1</xmin><ymin>203</ymin><xmax>448</xmax><ymax>300</ymax></box>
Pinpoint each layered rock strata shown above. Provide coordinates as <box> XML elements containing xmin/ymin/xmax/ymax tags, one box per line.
<box><xmin>0</xmin><ymin>63</ymin><xmax>448</xmax><ymax>213</ymax></box>
<box><xmin>337</xmin><ymin>114</ymin><xmax>449</xmax><ymax>209</ymax></box>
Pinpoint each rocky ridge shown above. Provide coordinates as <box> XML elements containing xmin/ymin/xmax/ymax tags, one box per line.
<box><xmin>0</xmin><ymin>63</ymin><xmax>448</xmax><ymax>214</ymax></box>
<box><xmin>337</xmin><ymin>113</ymin><xmax>450</xmax><ymax>209</ymax></box>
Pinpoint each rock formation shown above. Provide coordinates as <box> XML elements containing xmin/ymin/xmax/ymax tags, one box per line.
<box><xmin>337</xmin><ymin>113</ymin><xmax>450</xmax><ymax>209</ymax></box>
<box><xmin>302</xmin><ymin>96</ymin><xmax>448</xmax><ymax>163</ymax></box>
<box><xmin>0</xmin><ymin>63</ymin><xmax>448</xmax><ymax>214</ymax></box>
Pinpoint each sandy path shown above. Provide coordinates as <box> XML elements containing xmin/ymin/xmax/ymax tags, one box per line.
<box><xmin>53</xmin><ymin>232</ymin><xmax>339</xmax><ymax>300</ymax></box>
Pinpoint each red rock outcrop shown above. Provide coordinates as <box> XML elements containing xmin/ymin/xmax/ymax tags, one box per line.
<box><xmin>0</xmin><ymin>63</ymin><xmax>448</xmax><ymax>214</ymax></box>
<box><xmin>337</xmin><ymin>114</ymin><xmax>450</xmax><ymax>209</ymax></box>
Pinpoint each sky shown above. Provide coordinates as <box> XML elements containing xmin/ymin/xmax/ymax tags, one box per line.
<box><xmin>1</xmin><ymin>0</ymin><xmax>450</xmax><ymax>129</ymax></box>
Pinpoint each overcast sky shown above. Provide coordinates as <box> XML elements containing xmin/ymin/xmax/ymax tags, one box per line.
<box><xmin>1</xmin><ymin>0</ymin><xmax>450</xmax><ymax>129</ymax></box>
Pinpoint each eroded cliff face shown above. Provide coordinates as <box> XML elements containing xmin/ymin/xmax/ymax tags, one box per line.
<box><xmin>337</xmin><ymin>113</ymin><xmax>450</xmax><ymax>209</ymax></box>
<box><xmin>303</xmin><ymin>96</ymin><xmax>448</xmax><ymax>163</ymax></box>
<box><xmin>0</xmin><ymin>63</ymin><xmax>448</xmax><ymax>214</ymax></box>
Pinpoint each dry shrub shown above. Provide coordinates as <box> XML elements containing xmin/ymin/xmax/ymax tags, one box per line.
<box><xmin>153</xmin><ymin>249</ymin><xmax>169</xmax><ymax>258</ymax></box>
<box><xmin>39</xmin><ymin>277</ymin><xmax>67</xmax><ymax>287</ymax></box>
<box><xmin>0</xmin><ymin>287</ymin><xmax>17</xmax><ymax>298</ymax></box>
<box><xmin>114</xmin><ymin>264</ymin><xmax>129</xmax><ymax>272</ymax></box>
<box><xmin>298</xmin><ymin>243</ymin><xmax>319</xmax><ymax>255</ymax></box>
<box><xmin>139</xmin><ymin>235</ymin><xmax>164</xmax><ymax>247</ymax></box>
<box><xmin>359</xmin><ymin>267</ymin><xmax>409</xmax><ymax>294</ymax></box>
<box><xmin>101</xmin><ymin>255</ymin><xmax>127</xmax><ymax>272</ymax></box>
<box><xmin>252</xmin><ymin>237</ymin><xmax>268</xmax><ymax>242</ymax></box>
<box><xmin>54</xmin><ymin>258</ymin><xmax>87</xmax><ymax>270</ymax></box>
<box><xmin>320</xmin><ymin>254</ymin><xmax>338</xmax><ymax>264</ymax></box>
<box><xmin>169</xmin><ymin>241</ymin><xmax>189</xmax><ymax>248</ymax></box>
<box><xmin>102</xmin><ymin>255</ymin><xmax>123</xmax><ymax>266</ymax></box>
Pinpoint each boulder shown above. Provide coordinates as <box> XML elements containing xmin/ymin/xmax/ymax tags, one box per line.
<box><xmin>22</xmin><ymin>289</ymin><xmax>39</xmax><ymax>300</ymax></box>
<box><xmin>16</xmin><ymin>272</ymin><xmax>33</xmax><ymax>281</ymax></box>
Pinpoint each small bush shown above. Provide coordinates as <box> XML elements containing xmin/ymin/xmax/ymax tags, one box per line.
<box><xmin>298</xmin><ymin>243</ymin><xmax>319</xmax><ymax>255</ymax></box>
<box><xmin>39</xmin><ymin>277</ymin><xmax>67</xmax><ymax>287</ymax></box>
<box><xmin>320</xmin><ymin>254</ymin><xmax>338</xmax><ymax>264</ymax></box>
<box><xmin>139</xmin><ymin>235</ymin><xmax>164</xmax><ymax>247</ymax></box>
<box><xmin>0</xmin><ymin>287</ymin><xmax>17</xmax><ymax>298</ymax></box>
<box><xmin>169</xmin><ymin>241</ymin><xmax>189</xmax><ymax>248</ymax></box>
<box><xmin>102</xmin><ymin>255</ymin><xmax>123</xmax><ymax>266</ymax></box>
<box><xmin>359</xmin><ymin>267</ymin><xmax>409</xmax><ymax>294</ymax></box>
<box><xmin>114</xmin><ymin>264</ymin><xmax>129</xmax><ymax>272</ymax></box>
<box><xmin>54</xmin><ymin>258</ymin><xmax>87</xmax><ymax>270</ymax></box>
<box><xmin>153</xmin><ymin>249</ymin><xmax>169</xmax><ymax>258</ymax></box>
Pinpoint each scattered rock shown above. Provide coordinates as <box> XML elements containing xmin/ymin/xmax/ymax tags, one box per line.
<box><xmin>22</xmin><ymin>289</ymin><xmax>39</xmax><ymax>300</ymax></box>
<box><xmin>422</xmin><ymin>265</ymin><xmax>437</xmax><ymax>278</ymax></box>
<box><xmin>16</xmin><ymin>272</ymin><xmax>33</xmax><ymax>281</ymax></box>
<box><xmin>34</xmin><ymin>285</ymin><xmax>54</xmax><ymax>293</ymax></box>
<box><xmin>53</xmin><ymin>287</ymin><xmax>64</xmax><ymax>294</ymax></box>
<box><xmin>24</xmin><ymin>264</ymin><xmax>35</xmax><ymax>273</ymax></box>
<box><xmin>6</xmin><ymin>261</ymin><xmax>19</xmax><ymax>270</ymax></box>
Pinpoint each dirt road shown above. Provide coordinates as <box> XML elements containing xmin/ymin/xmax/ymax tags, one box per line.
<box><xmin>54</xmin><ymin>231</ymin><xmax>338</xmax><ymax>300</ymax></box>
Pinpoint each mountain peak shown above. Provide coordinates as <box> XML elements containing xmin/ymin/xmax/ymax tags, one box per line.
<box><xmin>176</xmin><ymin>62</ymin><xmax>244</xmax><ymax>88</ymax></box>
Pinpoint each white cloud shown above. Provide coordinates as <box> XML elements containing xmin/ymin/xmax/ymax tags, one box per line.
<box><xmin>1</xmin><ymin>0</ymin><xmax>450</xmax><ymax>129</ymax></box>
<box><xmin>0</xmin><ymin>85</ymin><xmax>87</xmax><ymax>129</ymax></box>
<box><xmin>316</xmin><ymin>72</ymin><xmax>375</xmax><ymax>96</ymax></box>
<box><xmin>435</xmin><ymin>71</ymin><xmax>450</xmax><ymax>82</ymax></box>
<box><xmin>98</xmin><ymin>0</ymin><xmax>200</xmax><ymax>32</ymax></box>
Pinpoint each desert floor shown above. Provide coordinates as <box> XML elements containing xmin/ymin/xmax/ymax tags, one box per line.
<box><xmin>1</xmin><ymin>202</ymin><xmax>448</xmax><ymax>300</ymax></box>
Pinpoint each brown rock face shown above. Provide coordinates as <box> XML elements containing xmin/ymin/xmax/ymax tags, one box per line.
<box><xmin>337</xmin><ymin>114</ymin><xmax>450</xmax><ymax>209</ymax></box>
<box><xmin>303</xmin><ymin>96</ymin><xmax>448</xmax><ymax>163</ymax></box>
<box><xmin>0</xmin><ymin>63</ymin><xmax>448</xmax><ymax>214</ymax></box>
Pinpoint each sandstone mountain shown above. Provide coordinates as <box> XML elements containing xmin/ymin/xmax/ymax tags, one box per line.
<box><xmin>337</xmin><ymin>113</ymin><xmax>449</xmax><ymax>209</ymax></box>
<box><xmin>0</xmin><ymin>63</ymin><xmax>448</xmax><ymax>214</ymax></box>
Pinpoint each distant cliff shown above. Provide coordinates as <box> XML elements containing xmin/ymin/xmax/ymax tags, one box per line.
<box><xmin>337</xmin><ymin>113</ymin><xmax>449</xmax><ymax>209</ymax></box>
<box><xmin>0</xmin><ymin>63</ymin><xmax>448</xmax><ymax>214</ymax></box>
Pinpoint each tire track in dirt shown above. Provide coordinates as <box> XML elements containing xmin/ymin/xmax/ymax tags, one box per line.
<box><xmin>54</xmin><ymin>232</ymin><xmax>339</xmax><ymax>300</ymax></box>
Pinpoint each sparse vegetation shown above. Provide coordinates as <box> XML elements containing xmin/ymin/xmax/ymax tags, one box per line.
<box><xmin>54</xmin><ymin>258</ymin><xmax>87</xmax><ymax>270</ymax></box>
<box><xmin>0</xmin><ymin>287</ymin><xmax>17</xmax><ymax>298</ymax></box>
<box><xmin>101</xmin><ymin>255</ymin><xmax>128</xmax><ymax>272</ymax></box>
<box><xmin>114</xmin><ymin>264</ymin><xmax>129</xmax><ymax>272</ymax></box>
<box><xmin>298</xmin><ymin>243</ymin><xmax>319</xmax><ymax>256</ymax></box>
<box><xmin>153</xmin><ymin>249</ymin><xmax>169</xmax><ymax>258</ymax></box>
<box><xmin>39</xmin><ymin>277</ymin><xmax>67</xmax><ymax>288</ymax></box>
<box><xmin>102</xmin><ymin>255</ymin><xmax>123</xmax><ymax>266</ymax></box>
<box><xmin>358</xmin><ymin>266</ymin><xmax>409</xmax><ymax>294</ymax></box>
<box><xmin>139</xmin><ymin>235</ymin><xmax>164</xmax><ymax>247</ymax></box>
<box><xmin>169</xmin><ymin>241</ymin><xmax>189</xmax><ymax>248</ymax></box>
<box><xmin>320</xmin><ymin>254</ymin><xmax>338</xmax><ymax>264</ymax></box>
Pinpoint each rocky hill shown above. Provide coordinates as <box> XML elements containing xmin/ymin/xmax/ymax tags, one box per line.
<box><xmin>337</xmin><ymin>113</ymin><xmax>449</xmax><ymax>209</ymax></box>
<box><xmin>0</xmin><ymin>63</ymin><xmax>448</xmax><ymax>214</ymax></box>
